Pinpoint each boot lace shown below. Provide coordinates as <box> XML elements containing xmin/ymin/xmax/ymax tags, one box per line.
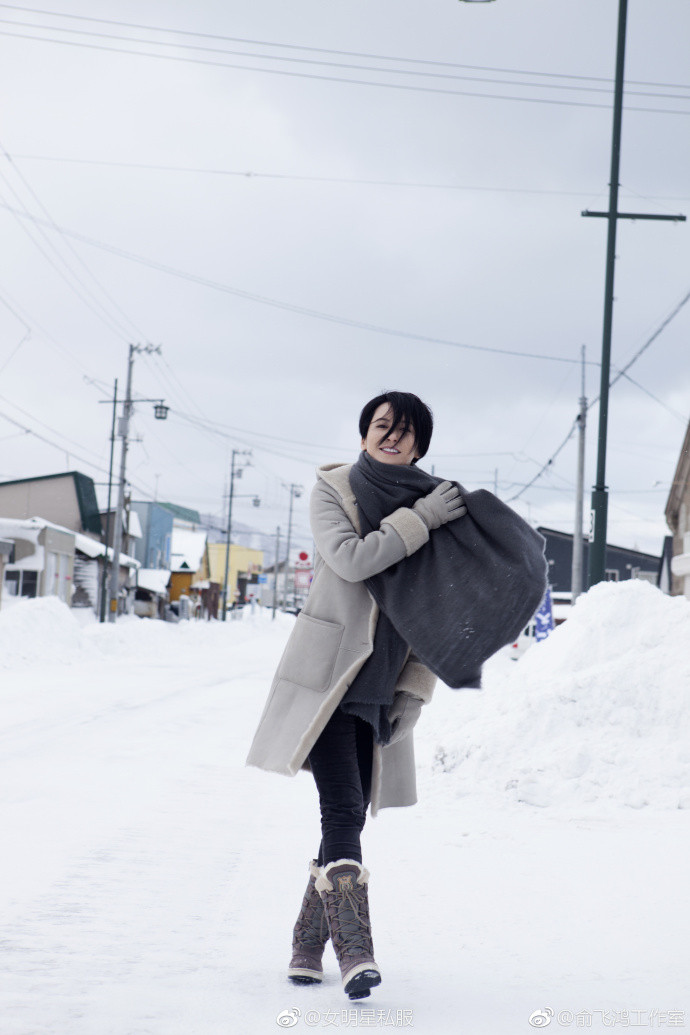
<box><xmin>327</xmin><ymin>883</ymin><xmax>374</xmax><ymax>961</ymax></box>
<box><xmin>294</xmin><ymin>888</ymin><xmax>328</xmax><ymax>950</ymax></box>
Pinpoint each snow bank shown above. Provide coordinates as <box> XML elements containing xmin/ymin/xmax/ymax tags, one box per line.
<box><xmin>0</xmin><ymin>597</ymin><xmax>294</xmax><ymax>670</ymax></box>
<box><xmin>4</xmin><ymin>584</ymin><xmax>689</xmax><ymax>813</ymax></box>
<box><xmin>418</xmin><ymin>580</ymin><xmax>690</xmax><ymax>811</ymax></box>
<box><xmin>0</xmin><ymin>596</ymin><xmax>100</xmax><ymax>668</ymax></box>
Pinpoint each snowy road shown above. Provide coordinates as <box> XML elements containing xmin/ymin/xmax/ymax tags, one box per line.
<box><xmin>1</xmin><ymin>596</ymin><xmax>689</xmax><ymax>1035</ymax></box>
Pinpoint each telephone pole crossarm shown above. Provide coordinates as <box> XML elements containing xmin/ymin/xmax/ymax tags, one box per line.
<box><xmin>582</xmin><ymin>211</ymin><xmax>685</xmax><ymax>222</ymax></box>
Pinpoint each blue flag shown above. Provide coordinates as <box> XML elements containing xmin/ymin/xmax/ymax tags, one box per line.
<box><xmin>534</xmin><ymin>586</ymin><xmax>555</xmax><ymax>642</ymax></box>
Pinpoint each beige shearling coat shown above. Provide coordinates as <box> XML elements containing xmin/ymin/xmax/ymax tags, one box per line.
<box><xmin>245</xmin><ymin>461</ymin><xmax>437</xmax><ymax>815</ymax></box>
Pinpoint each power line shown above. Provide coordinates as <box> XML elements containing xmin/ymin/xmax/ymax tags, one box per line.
<box><xmin>0</xmin><ymin>199</ymin><xmax>600</xmax><ymax>368</ymax></box>
<box><xmin>0</xmin><ymin>397</ymin><xmax>162</xmax><ymax>502</ymax></box>
<box><xmin>6</xmin><ymin>155</ymin><xmax>609</xmax><ymax>197</ymax></box>
<box><xmin>610</xmin><ymin>286</ymin><xmax>690</xmax><ymax>390</ymax></box>
<box><xmin>507</xmin><ymin>287</ymin><xmax>690</xmax><ymax>501</ymax></box>
<box><xmin>0</xmin><ymin>157</ymin><xmax>139</xmax><ymax>343</ymax></box>
<box><xmin>0</xmin><ymin>391</ymin><xmax>108</xmax><ymax>462</ymax></box>
<box><xmin>2</xmin><ymin>4</ymin><xmax>689</xmax><ymax>92</ymax></box>
<box><xmin>506</xmin><ymin>420</ymin><xmax>579</xmax><ymax>502</ymax></box>
<box><xmin>3</xmin><ymin>13</ymin><xmax>690</xmax><ymax>102</ymax></box>
<box><xmin>0</xmin><ymin>283</ymin><xmax>103</xmax><ymax>382</ymax></box>
<box><xmin>0</xmin><ymin>181</ymin><xmax>126</xmax><ymax>341</ymax></box>
<box><xmin>11</xmin><ymin>154</ymin><xmax>690</xmax><ymax>204</ymax></box>
<box><xmin>0</xmin><ymin>25</ymin><xmax>688</xmax><ymax>115</ymax></box>
<box><xmin>615</xmin><ymin>371</ymin><xmax>687</xmax><ymax>423</ymax></box>
<box><xmin>0</xmin><ymin>143</ymin><xmax>146</xmax><ymax>342</ymax></box>
<box><xmin>0</xmin><ymin>329</ymin><xmax>30</xmax><ymax>374</ymax></box>
<box><xmin>0</xmin><ymin>408</ymin><xmax>111</xmax><ymax>475</ymax></box>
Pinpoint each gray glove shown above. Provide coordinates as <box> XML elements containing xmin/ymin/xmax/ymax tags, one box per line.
<box><xmin>412</xmin><ymin>481</ymin><xmax>467</xmax><ymax>530</ymax></box>
<box><xmin>386</xmin><ymin>692</ymin><xmax>424</xmax><ymax>747</ymax></box>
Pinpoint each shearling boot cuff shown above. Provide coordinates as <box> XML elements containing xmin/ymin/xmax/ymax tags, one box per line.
<box><xmin>315</xmin><ymin>858</ymin><xmax>370</xmax><ymax>894</ymax></box>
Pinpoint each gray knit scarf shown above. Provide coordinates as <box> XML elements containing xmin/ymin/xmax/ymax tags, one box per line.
<box><xmin>340</xmin><ymin>450</ymin><xmax>547</xmax><ymax>742</ymax></box>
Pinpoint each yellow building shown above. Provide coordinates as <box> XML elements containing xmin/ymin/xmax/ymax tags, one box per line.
<box><xmin>203</xmin><ymin>543</ymin><xmax>264</xmax><ymax>606</ymax></box>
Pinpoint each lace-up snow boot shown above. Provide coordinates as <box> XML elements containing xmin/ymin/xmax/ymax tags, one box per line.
<box><xmin>315</xmin><ymin>858</ymin><xmax>381</xmax><ymax>1000</ymax></box>
<box><xmin>288</xmin><ymin>860</ymin><xmax>330</xmax><ymax>984</ymax></box>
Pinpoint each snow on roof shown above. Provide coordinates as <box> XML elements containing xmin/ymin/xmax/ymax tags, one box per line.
<box><xmin>0</xmin><ymin>518</ymin><xmax>139</xmax><ymax>570</ymax></box>
<box><xmin>137</xmin><ymin>568</ymin><xmax>171</xmax><ymax>595</ymax></box>
<box><xmin>171</xmin><ymin>528</ymin><xmax>207</xmax><ymax>572</ymax></box>
<box><xmin>127</xmin><ymin>509</ymin><xmax>143</xmax><ymax>539</ymax></box>
<box><xmin>0</xmin><ymin>516</ymin><xmax>43</xmax><ymax>545</ymax></box>
<box><xmin>73</xmin><ymin>533</ymin><xmax>139</xmax><ymax>569</ymax></box>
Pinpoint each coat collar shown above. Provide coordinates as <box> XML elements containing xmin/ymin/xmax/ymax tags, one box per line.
<box><xmin>316</xmin><ymin>462</ymin><xmax>359</xmax><ymax>532</ymax></box>
<box><xmin>316</xmin><ymin>461</ymin><xmax>353</xmax><ymax>495</ymax></box>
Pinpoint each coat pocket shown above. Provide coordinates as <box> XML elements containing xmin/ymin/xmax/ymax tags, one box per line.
<box><xmin>278</xmin><ymin>613</ymin><xmax>345</xmax><ymax>693</ymax></box>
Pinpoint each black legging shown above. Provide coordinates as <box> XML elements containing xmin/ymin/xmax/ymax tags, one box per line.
<box><xmin>308</xmin><ymin>707</ymin><xmax>374</xmax><ymax>867</ymax></box>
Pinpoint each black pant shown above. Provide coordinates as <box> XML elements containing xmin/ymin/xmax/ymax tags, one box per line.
<box><xmin>308</xmin><ymin>707</ymin><xmax>374</xmax><ymax>867</ymax></box>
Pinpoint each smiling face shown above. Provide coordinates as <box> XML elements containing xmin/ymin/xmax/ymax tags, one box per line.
<box><xmin>361</xmin><ymin>402</ymin><xmax>420</xmax><ymax>465</ymax></box>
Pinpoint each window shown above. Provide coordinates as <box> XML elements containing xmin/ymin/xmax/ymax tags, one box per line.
<box><xmin>4</xmin><ymin>570</ymin><xmax>19</xmax><ymax>596</ymax></box>
<box><xmin>605</xmin><ymin>569</ymin><xmax>619</xmax><ymax>582</ymax></box>
<box><xmin>22</xmin><ymin>571</ymin><xmax>38</xmax><ymax>597</ymax></box>
<box><xmin>3</xmin><ymin>569</ymin><xmax>38</xmax><ymax>597</ymax></box>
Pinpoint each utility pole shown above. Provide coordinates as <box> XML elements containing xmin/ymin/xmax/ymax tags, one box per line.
<box><xmin>581</xmin><ymin>0</ymin><xmax>685</xmax><ymax>586</ymax></box>
<box><xmin>108</xmin><ymin>343</ymin><xmax>162</xmax><ymax>622</ymax></box>
<box><xmin>221</xmin><ymin>449</ymin><xmax>251</xmax><ymax>620</ymax></box>
<box><xmin>282</xmin><ymin>484</ymin><xmax>302</xmax><ymax>612</ymax></box>
<box><xmin>100</xmin><ymin>378</ymin><xmax>118</xmax><ymax>623</ymax></box>
<box><xmin>571</xmin><ymin>346</ymin><xmax>587</xmax><ymax>602</ymax></box>
<box><xmin>272</xmin><ymin>526</ymin><xmax>281</xmax><ymax>620</ymax></box>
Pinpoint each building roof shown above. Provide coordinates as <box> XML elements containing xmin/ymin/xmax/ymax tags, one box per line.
<box><xmin>537</xmin><ymin>526</ymin><xmax>660</xmax><ymax>564</ymax></box>
<box><xmin>0</xmin><ymin>471</ymin><xmax>102</xmax><ymax>536</ymax></box>
<box><xmin>158</xmin><ymin>501</ymin><xmax>202</xmax><ymax>525</ymax></box>
<box><xmin>0</xmin><ymin>516</ymin><xmax>139</xmax><ymax>568</ymax></box>
<box><xmin>171</xmin><ymin>528</ymin><xmax>207</xmax><ymax>572</ymax></box>
<box><xmin>138</xmin><ymin>568</ymin><xmax>171</xmax><ymax>594</ymax></box>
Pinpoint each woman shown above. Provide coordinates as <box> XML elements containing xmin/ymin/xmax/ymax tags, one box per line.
<box><xmin>246</xmin><ymin>390</ymin><xmax>467</xmax><ymax>1001</ymax></box>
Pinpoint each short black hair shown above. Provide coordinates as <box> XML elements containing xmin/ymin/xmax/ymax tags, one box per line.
<box><xmin>359</xmin><ymin>391</ymin><xmax>434</xmax><ymax>461</ymax></box>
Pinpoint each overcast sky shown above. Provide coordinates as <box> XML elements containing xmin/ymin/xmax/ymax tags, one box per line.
<box><xmin>0</xmin><ymin>0</ymin><xmax>689</xmax><ymax>558</ymax></box>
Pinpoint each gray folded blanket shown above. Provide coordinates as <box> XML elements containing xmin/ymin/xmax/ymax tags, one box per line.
<box><xmin>348</xmin><ymin>451</ymin><xmax>548</xmax><ymax>691</ymax></box>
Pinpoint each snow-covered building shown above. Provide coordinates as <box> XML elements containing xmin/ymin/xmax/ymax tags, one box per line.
<box><xmin>0</xmin><ymin>516</ymin><xmax>140</xmax><ymax>612</ymax></box>
<box><xmin>0</xmin><ymin>471</ymin><xmax>103</xmax><ymax>540</ymax></box>
<box><xmin>134</xmin><ymin>568</ymin><xmax>171</xmax><ymax>618</ymax></box>
<box><xmin>0</xmin><ymin>516</ymin><xmax>75</xmax><ymax>605</ymax></box>
<box><xmin>169</xmin><ymin>527</ymin><xmax>207</xmax><ymax>603</ymax></box>
<box><xmin>665</xmin><ymin>418</ymin><xmax>690</xmax><ymax>599</ymax></box>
